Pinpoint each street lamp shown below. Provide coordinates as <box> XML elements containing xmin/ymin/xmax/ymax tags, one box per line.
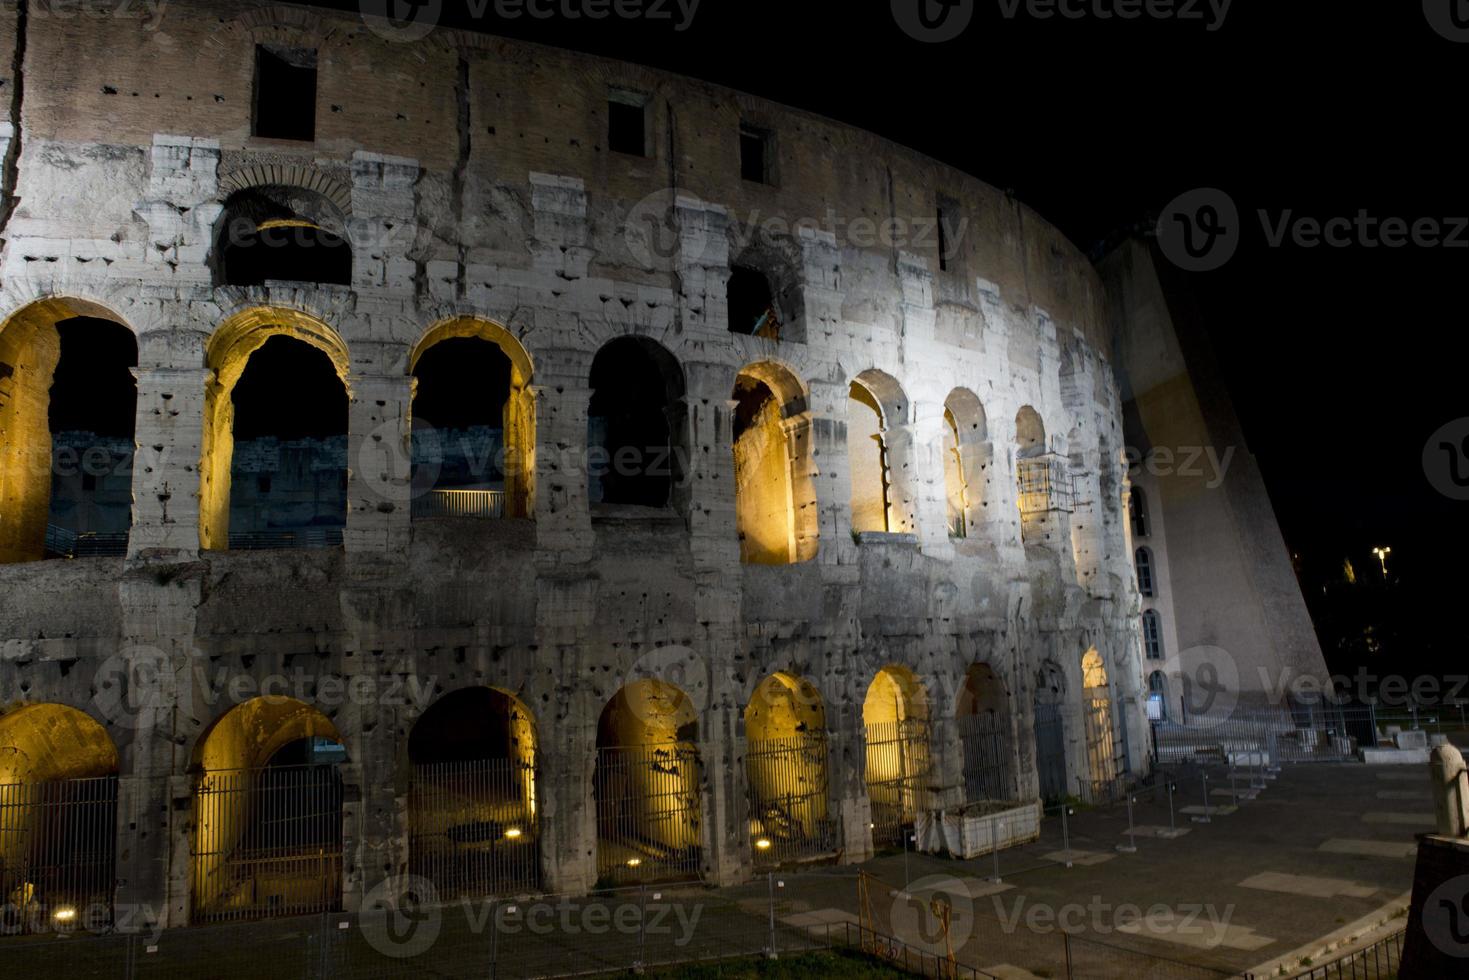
<box><xmin>1371</xmin><ymin>546</ymin><xmax>1391</xmax><ymax>579</ymax></box>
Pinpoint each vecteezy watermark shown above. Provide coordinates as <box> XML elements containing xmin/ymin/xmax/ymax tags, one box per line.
<box><xmin>1423</xmin><ymin>0</ymin><xmax>1469</xmax><ymax>43</ymax></box>
<box><xmin>1159</xmin><ymin>188</ymin><xmax>1469</xmax><ymax>270</ymax></box>
<box><xmin>360</xmin><ymin>0</ymin><xmax>700</xmax><ymax>43</ymax></box>
<box><xmin>1123</xmin><ymin>444</ymin><xmax>1235</xmax><ymax>489</ymax></box>
<box><xmin>1157</xmin><ymin>645</ymin><xmax>1240</xmax><ymax>727</ymax></box>
<box><xmin>361</xmin><ymin>876</ymin><xmax>705</xmax><ymax>959</ymax></box>
<box><xmin>0</xmin><ymin>899</ymin><xmax>165</xmax><ymax>941</ymax></box>
<box><xmin>889</xmin><ymin>876</ymin><xmax>976</xmax><ymax>955</ymax></box>
<box><xmin>1424</xmin><ymin>418</ymin><xmax>1469</xmax><ymax>501</ymax></box>
<box><xmin>892</xmin><ymin>0</ymin><xmax>1230</xmax><ymax>42</ymax></box>
<box><xmin>0</xmin><ymin>0</ymin><xmax>167</xmax><ymax>28</ymax></box>
<box><xmin>1423</xmin><ymin>875</ymin><xmax>1469</xmax><ymax>958</ymax></box>
<box><xmin>991</xmin><ymin>895</ymin><xmax>1236</xmax><ymax>942</ymax></box>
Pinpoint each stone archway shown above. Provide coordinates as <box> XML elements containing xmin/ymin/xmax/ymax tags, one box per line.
<box><xmin>732</xmin><ymin>361</ymin><xmax>818</xmax><ymax>564</ymax></box>
<box><xmin>862</xmin><ymin>665</ymin><xmax>930</xmax><ymax>847</ymax></box>
<box><xmin>744</xmin><ymin>672</ymin><xmax>834</xmax><ymax>867</ymax></box>
<box><xmin>956</xmin><ymin>663</ymin><xmax>1014</xmax><ymax>802</ymax></box>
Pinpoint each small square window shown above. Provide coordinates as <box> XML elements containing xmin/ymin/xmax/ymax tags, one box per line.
<box><xmin>254</xmin><ymin>44</ymin><xmax>318</xmax><ymax>142</ymax></box>
<box><xmin>740</xmin><ymin>125</ymin><xmax>773</xmax><ymax>185</ymax></box>
<box><xmin>608</xmin><ymin>91</ymin><xmax>649</xmax><ymax>157</ymax></box>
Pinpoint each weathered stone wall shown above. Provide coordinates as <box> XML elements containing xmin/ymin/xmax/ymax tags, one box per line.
<box><xmin>0</xmin><ymin>0</ymin><xmax>1146</xmax><ymax>929</ymax></box>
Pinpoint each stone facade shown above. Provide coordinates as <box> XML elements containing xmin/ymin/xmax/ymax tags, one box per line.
<box><xmin>0</xmin><ymin>1</ymin><xmax>1148</xmax><ymax>929</ymax></box>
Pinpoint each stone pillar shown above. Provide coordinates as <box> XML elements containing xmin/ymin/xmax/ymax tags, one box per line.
<box><xmin>351</xmin><ymin>152</ymin><xmax>420</xmax><ymax>294</ymax></box>
<box><xmin>0</xmin><ymin>330</ymin><xmax>57</xmax><ymax>563</ymax></box>
<box><xmin>909</xmin><ymin>399</ymin><xmax>955</xmax><ymax>557</ymax></box>
<box><xmin>538</xmin><ymin>688</ymin><xmax>599</xmax><ymax>895</ymax></box>
<box><xmin>700</xmin><ymin>703</ymin><xmax>747</xmax><ymax>886</ymax></box>
<box><xmin>344</xmin><ymin>371</ymin><xmax>415</xmax><ymax>560</ymax></box>
<box><xmin>128</xmin><ymin>362</ymin><xmax>209</xmax><ymax>559</ymax></box>
<box><xmin>807</xmin><ymin>378</ymin><xmax>857</xmax><ymax>567</ymax></box>
<box><xmin>531</xmin><ymin>359</ymin><xmax>595</xmax><ymax>562</ymax></box>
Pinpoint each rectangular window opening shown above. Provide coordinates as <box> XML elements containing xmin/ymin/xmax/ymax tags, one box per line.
<box><xmin>254</xmin><ymin>44</ymin><xmax>318</xmax><ymax>142</ymax></box>
<box><xmin>740</xmin><ymin>125</ymin><xmax>773</xmax><ymax>185</ymax></box>
<box><xmin>608</xmin><ymin>90</ymin><xmax>650</xmax><ymax>157</ymax></box>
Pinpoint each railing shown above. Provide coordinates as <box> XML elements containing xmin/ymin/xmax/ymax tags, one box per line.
<box><xmin>864</xmin><ymin>719</ymin><xmax>933</xmax><ymax>847</ymax></box>
<box><xmin>407</xmin><ymin>759</ymin><xmax>540</xmax><ymax>900</ymax></box>
<box><xmin>593</xmin><ymin>743</ymin><xmax>704</xmax><ymax>885</ymax></box>
<box><xmin>1284</xmin><ymin>927</ymin><xmax>1404</xmax><ymax>979</ymax></box>
<box><xmin>411</xmin><ymin>488</ymin><xmax>507</xmax><ymax>520</ymax></box>
<box><xmin>956</xmin><ymin>713</ymin><xmax>1013</xmax><ymax>802</ymax></box>
<box><xmin>0</xmin><ymin>775</ymin><xmax>119</xmax><ymax>935</ymax></box>
<box><xmin>746</xmin><ymin>734</ymin><xmax>839</xmax><ymax>868</ymax></box>
<box><xmin>1016</xmin><ymin>453</ymin><xmax>1076</xmax><ymax>516</ymax></box>
<box><xmin>1152</xmin><ymin>706</ymin><xmax>1364</xmax><ymax>766</ymax></box>
<box><xmin>226</xmin><ymin>526</ymin><xmax>344</xmax><ymax>551</ymax></box>
<box><xmin>43</xmin><ymin>525</ymin><xmax>129</xmax><ymax>558</ymax></box>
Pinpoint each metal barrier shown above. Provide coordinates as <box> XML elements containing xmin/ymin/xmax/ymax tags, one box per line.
<box><xmin>190</xmin><ymin>763</ymin><xmax>344</xmax><ymax>923</ymax></box>
<box><xmin>1152</xmin><ymin>706</ymin><xmax>1364</xmax><ymax>767</ymax></box>
<box><xmin>1284</xmin><ymin>928</ymin><xmax>1404</xmax><ymax>979</ymax></box>
<box><xmin>593</xmin><ymin>744</ymin><xmax>704</xmax><ymax>885</ymax></box>
<box><xmin>864</xmin><ymin>719</ymin><xmax>933</xmax><ymax>848</ymax></box>
<box><xmin>407</xmin><ymin>759</ymin><xmax>540</xmax><ymax>900</ymax></box>
<box><xmin>411</xmin><ymin>489</ymin><xmax>506</xmax><ymax>520</ymax></box>
<box><xmin>43</xmin><ymin>525</ymin><xmax>129</xmax><ymax>558</ymax></box>
<box><xmin>0</xmin><ymin>775</ymin><xmax>118</xmax><ymax>935</ymax></box>
<box><xmin>956</xmin><ymin>713</ymin><xmax>1014</xmax><ymax>802</ymax></box>
<box><xmin>226</xmin><ymin>526</ymin><xmax>345</xmax><ymax>551</ymax></box>
<box><xmin>745</xmin><ymin>733</ymin><xmax>839</xmax><ymax>868</ymax></box>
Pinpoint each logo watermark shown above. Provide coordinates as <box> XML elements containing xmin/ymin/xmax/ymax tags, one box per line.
<box><xmin>360</xmin><ymin>0</ymin><xmax>700</xmax><ymax>43</ymax></box>
<box><xmin>1425</xmin><ymin>418</ymin><xmax>1469</xmax><ymax>501</ymax></box>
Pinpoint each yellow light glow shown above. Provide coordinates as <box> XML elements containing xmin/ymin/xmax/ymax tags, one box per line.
<box><xmin>504</xmin><ymin>827</ymin><xmax>523</xmax><ymax>840</ymax></box>
<box><xmin>51</xmin><ymin>905</ymin><xmax>77</xmax><ymax>924</ymax></box>
<box><xmin>626</xmin><ymin>857</ymin><xmax>642</xmax><ymax>868</ymax></box>
<box><xmin>756</xmin><ymin>838</ymin><xmax>772</xmax><ymax>850</ymax></box>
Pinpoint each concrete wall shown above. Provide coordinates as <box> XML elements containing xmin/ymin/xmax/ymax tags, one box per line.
<box><xmin>0</xmin><ymin>0</ymin><xmax>1144</xmax><ymax>929</ymax></box>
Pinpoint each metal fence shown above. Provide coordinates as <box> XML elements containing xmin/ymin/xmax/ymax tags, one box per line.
<box><xmin>593</xmin><ymin>743</ymin><xmax>703</xmax><ymax>885</ymax></box>
<box><xmin>1017</xmin><ymin>453</ymin><xmax>1076</xmax><ymax>515</ymax></box>
<box><xmin>1084</xmin><ymin>693</ymin><xmax>1122</xmax><ymax>800</ymax></box>
<box><xmin>745</xmin><ymin>733</ymin><xmax>838</xmax><ymax>868</ymax></box>
<box><xmin>0</xmin><ymin>775</ymin><xmax>118</xmax><ymax>935</ymax></box>
<box><xmin>957</xmin><ymin>713</ymin><xmax>1014</xmax><ymax>802</ymax></box>
<box><xmin>190</xmin><ymin>763</ymin><xmax>344</xmax><ymax>923</ymax></box>
<box><xmin>43</xmin><ymin>525</ymin><xmax>129</xmax><ymax>558</ymax></box>
<box><xmin>1284</xmin><ymin>928</ymin><xmax>1404</xmax><ymax>979</ymax></box>
<box><xmin>1152</xmin><ymin>706</ymin><xmax>1363</xmax><ymax>767</ymax></box>
<box><xmin>226</xmin><ymin>526</ymin><xmax>344</xmax><ymax>551</ymax></box>
<box><xmin>864</xmin><ymin>719</ymin><xmax>933</xmax><ymax>847</ymax></box>
<box><xmin>1034</xmin><ymin>701</ymin><xmax>1069</xmax><ymax>802</ymax></box>
<box><xmin>407</xmin><ymin>759</ymin><xmax>540</xmax><ymax>900</ymax></box>
<box><xmin>411</xmin><ymin>489</ymin><xmax>506</xmax><ymax>520</ymax></box>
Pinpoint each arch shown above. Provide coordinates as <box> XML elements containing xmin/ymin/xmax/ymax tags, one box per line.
<box><xmin>0</xmin><ymin>704</ymin><xmax>119</xmax><ymax>934</ymax></box>
<box><xmin>587</xmin><ymin>336</ymin><xmax>687</xmax><ymax>512</ymax></box>
<box><xmin>1146</xmin><ymin>670</ymin><xmax>1170</xmax><ymax>722</ymax></box>
<box><xmin>732</xmin><ymin>361</ymin><xmax>817</xmax><ymax>564</ymax></box>
<box><xmin>848</xmin><ymin>370</ymin><xmax>912</xmax><ymax>535</ymax></box>
<box><xmin>1080</xmin><ymin>648</ymin><xmax>1118</xmax><ymax>798</ymax></box>
<box><xmin>593</xmin><ymin>679</ymin><xmax>702</xmax><ymax>883</ymax></box>
<box><xmin>212</xmin><ymin>186</ymin><xmax>352</xmax><ymax>287</ymax></box>
<box><xmin>1135</xmin><ymin>547</ymin><xmax>1155</xmax><ymax>597</ymax></box>
<box><xmin>410</xmin><ymin>318</ymin><xmax>536</xmax><ymax>520</ymax></box>
<box><xmin>727</xmin><ymin>242</ymin><xmax>805</xmax><ymax>342</ymax></box>
<box><xmin>406</xmin><ymin>687</ymin><xmax>540</xmax><ymax>897</ymax></box>
<box><xmin>0</xmin><ymin>298</ymin><xmax>137</xmax><ymax>563</ymax></box>
<box><xmin>218</xmin><ymin>165</ymin><xmax>354</xmax><ymax>217</ymax></box>
<box><xmin>189</xmin><ymin>697</ymin><xmax>345</xmax><ymax>923</ymax></box>
<box><xmin>1142</xmin><ymin>609</ymin><xmax>1164</xmax><ymax>660</ymax></box>
<box><xmin>862</xmin><ymin>665</ymin><xmax>930</xmax><ymax>846</ymax></box>
<box><xmin>1015</xmin><ymin>405</ymin><xmax>1046</xmax><ymax>458</ymax></box>
<box><xmin>1032</xmin><ymin>660</ymin><xmax>1068</xmax><ymax>803</ymax></box>
<box><xmin>744</xmin><ymin>673</ymin><xmax>833</xmax><ymax>865</ymax></box>
<box><xmin>955</xmin><ymin>663</ymin><xmax>1014</xmax><ymax>802</ymax></box>
<box><xmin>942</xmin><ymin>388</ymin><xmax>991</xmax><ymax>539</ymax></box>
<box><xmin>199</xmin><ymin>307</ymin><xmax>351</xmax><ymax>551</ymax></box>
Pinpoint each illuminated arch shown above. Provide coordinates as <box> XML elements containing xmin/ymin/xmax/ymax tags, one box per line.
<box><xmin>1080</xmin><ymin>648</ymin><xmax>1118</xmax><ymax>797</ymax></box>
<box><xmin>862</xmin><ymin>665</ymin><xmax>930</xmax><ymax>845</ymax></box>
<box><xmin>943</xmin><ymin>388</ymin><xmax>991</xmax><ymax>539</ymax></box>
<box><xmin>593</xmin><ymin>678</ymin><xmax>703</xmax><ymax>883</ymax></box>
<box><xmin>0</xmin><ymin>298</ymin><xmax>136</xmax><ymax>563</ymax></box>
<box><xmin>848</xmin><ymin>369</ymin><xmax>914</xmax><ymax>534</ymax></box>
<box><xmin>199</xmin><ymin>307</ymin><xmax>351</xmax><ymax>550</ymax></box>
<box><xmin>732</xmin><ymin>361</ymin><xmax>817</xmax><ymax>564</ymax></box>
<box><xmin>744</xmin><ymin>672</ymin><xmax>831</xmax><ymax>862</ymax></box>
<box><xmin>409</xmin><ymin>317</ymin><xmax>536</xmax><ymax>519</ymax></box>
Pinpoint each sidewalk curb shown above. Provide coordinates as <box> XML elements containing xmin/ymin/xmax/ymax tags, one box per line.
<box><xmin>1244</xmin><ymin>890</ymin><xmax>1409</xmax><ymax>977</ymax></box>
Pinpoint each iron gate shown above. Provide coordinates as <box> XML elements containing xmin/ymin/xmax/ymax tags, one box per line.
<box><xmin>190</xmin><ymin>764</ymin><xmax>343</xmax><ymax>923</ymax></box>
<box><xmin>594</xmin><ymin>744</ymin><xmax>703</xmax><ymax>885</ymax></box>
<box><xmin>408</xmin><ymin>759</ymin><xmax>540</xmax><ymax>900</ymax></box>
<box><xmin>1032</xmin><ymin>702</ymin><xmax>1068</xmax><ymax>803</ymax></box>
<box><xmin>864</xmin><ymin>719</ymin><xmax>932</xmax><ymax>848</ymax></box>
<box><xmin>1083</xmin><ymin>694</ymin><xmax>1120</xmax><ymax>798</ymax></box>
<box><xmin>957</xmin><ymin>713</ymin><xmax>1014</xmax><ymax>802</ymax></box>
<box><xmin>0</xmin><ymin>775</ymin><xmax>117</xmax><ymax>935</ymax></box>
<box><xmin>745</xmin><ymin>733</ymin><xmax>838</xmax><ymax>868</ymax></box>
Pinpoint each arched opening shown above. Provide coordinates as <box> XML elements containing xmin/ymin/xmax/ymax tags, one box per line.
<box><xmin>213</xmin><ymin>187</ymin><xmax>352</xmax><ymax>287</ymax></box>
<box><xmin>848</xmin><ymin>371</ymin><xmax>912</xmax><ymax>535</ymax></box>
<box><xmin>0</xmin><ymin>704</ymin><xmax>119</xmax><ymax>935</ymax></box>
<box><xmin>1135</xmin><ymin>547</ymin><xmax>1155</xmax><ymax>597</ymax></box>
<box><xmin>189</xmin><ymin>697</ymin><xmax>344</xmax><ymax>923</ymax></box>
<box><xmin>410</xmin><ymin>319</ymin><xmax>535</xmax><ymax>520</ymax></box>
<box><xmin>1129</xmin><ymin>486</ymin><xmax>1150</xmax><ymax>539</ymax></box>
<box><xmin>956</xmin><ymin>664</ymin><xmax>1013</xmax><ymax>802</ymax></box>
<box><xmin>407</xmin><ymin>688</ymin><xmax>539</xmax><ymax>898</ymax></box>
<box><xmin>1081</xmin><ymin>649</ymin><xmax>1119</xmax><ymax>798</ymax></box>
<box><xmin>732</xmin><ymin>362</ymin><xmax>817</xmax><ymax>564</ymax></box>
<box><xmin>1032</xmin><ymin>661</ymin><xmax>1068</xmax><ymax>804</ymax></box>
<box><xmin>0</xmin><ymin>300</ymin><xmax>135</xmax><ymax>563</ymax></box>
<box><xmin>744</xmin><ymin>673</ymin><xmax>834</xmax><ymax>867</ymax></box>
<box><xmin>1142</xmin><ymin>609</ymin><xmax>1164</xmax><ymax>661</ymax></box>
<box><xmin>1146</xmin><ymin>670</ymin><xmax>1170</xmax><ymax>722</ymax></box>
<box><xmin>942</xmin><ymin>389</ymin><xmax>991</xmax><ymax>540</ymax></box>
<box><xmin>726</xmin><ymin>246</ymin><xmax>804</xmax><ymax>342</ymax></box>
<box><xmin>727</xmin><ymin>267</ymin><xmax>781</xmax><ymax>338</ymax></box>
<box><xmin>862</xmin><ymin>665</ymin><xmax>930</xmax><ymax>847</ymax></box>
<box><xmin>1016</xmin><ymin>406</ymin><xmax>1070</xmax><ymax>541</ymax></box>
<box><xmin>593</xmin><ymin>679</ymin><xmax>702</xmax><ymax>884</ymax></box>
<box><xmin>199</xmin><ymin>310</ymin><xmax>351</xmax><ymax>551</ymax></box>
<box><xmin>587</xmin><ymin>337</ymin><xmax>687</xmax><ymax>513</ymax></box>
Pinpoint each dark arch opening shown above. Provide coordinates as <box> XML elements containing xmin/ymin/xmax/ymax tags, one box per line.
<box><xmin>587</xmin><ymin>337</ymin><xmax>685</xmax><ymax>510</ymax></box>
<box><xmin>411</xmin><ymin>338</ymin><xmax>512</xmax><ymax>495</ymax></box>
<box><xmin>227</xmin><ymin>335</ymin><xmax>348</xmax><ymax>549</ymax></box>
<box><xmin>727</xmin><ymin>266</ymin><xmax>780</xmax><ymax>337</ymax></box>
<box><xmin>44</xmin><ymin>318</ymin><xmax>138</xmax><ymax>556</ymax></box>
<box><xmin>214</xmin><ymin>188</ymin><xmax>351</xmax><ymax>287</ymax></box>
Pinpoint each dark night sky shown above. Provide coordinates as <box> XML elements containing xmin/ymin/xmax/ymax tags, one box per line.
<box><xmin>294</xmin><ymin>3</ymin><xmax>1469</xmax><ymax>675</ymax></box>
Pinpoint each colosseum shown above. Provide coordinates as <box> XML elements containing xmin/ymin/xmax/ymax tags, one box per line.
<box><xmin>0</xmin><ymin>0</ymin><xmax>1179</xmax><ymax>935</ymax></box>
